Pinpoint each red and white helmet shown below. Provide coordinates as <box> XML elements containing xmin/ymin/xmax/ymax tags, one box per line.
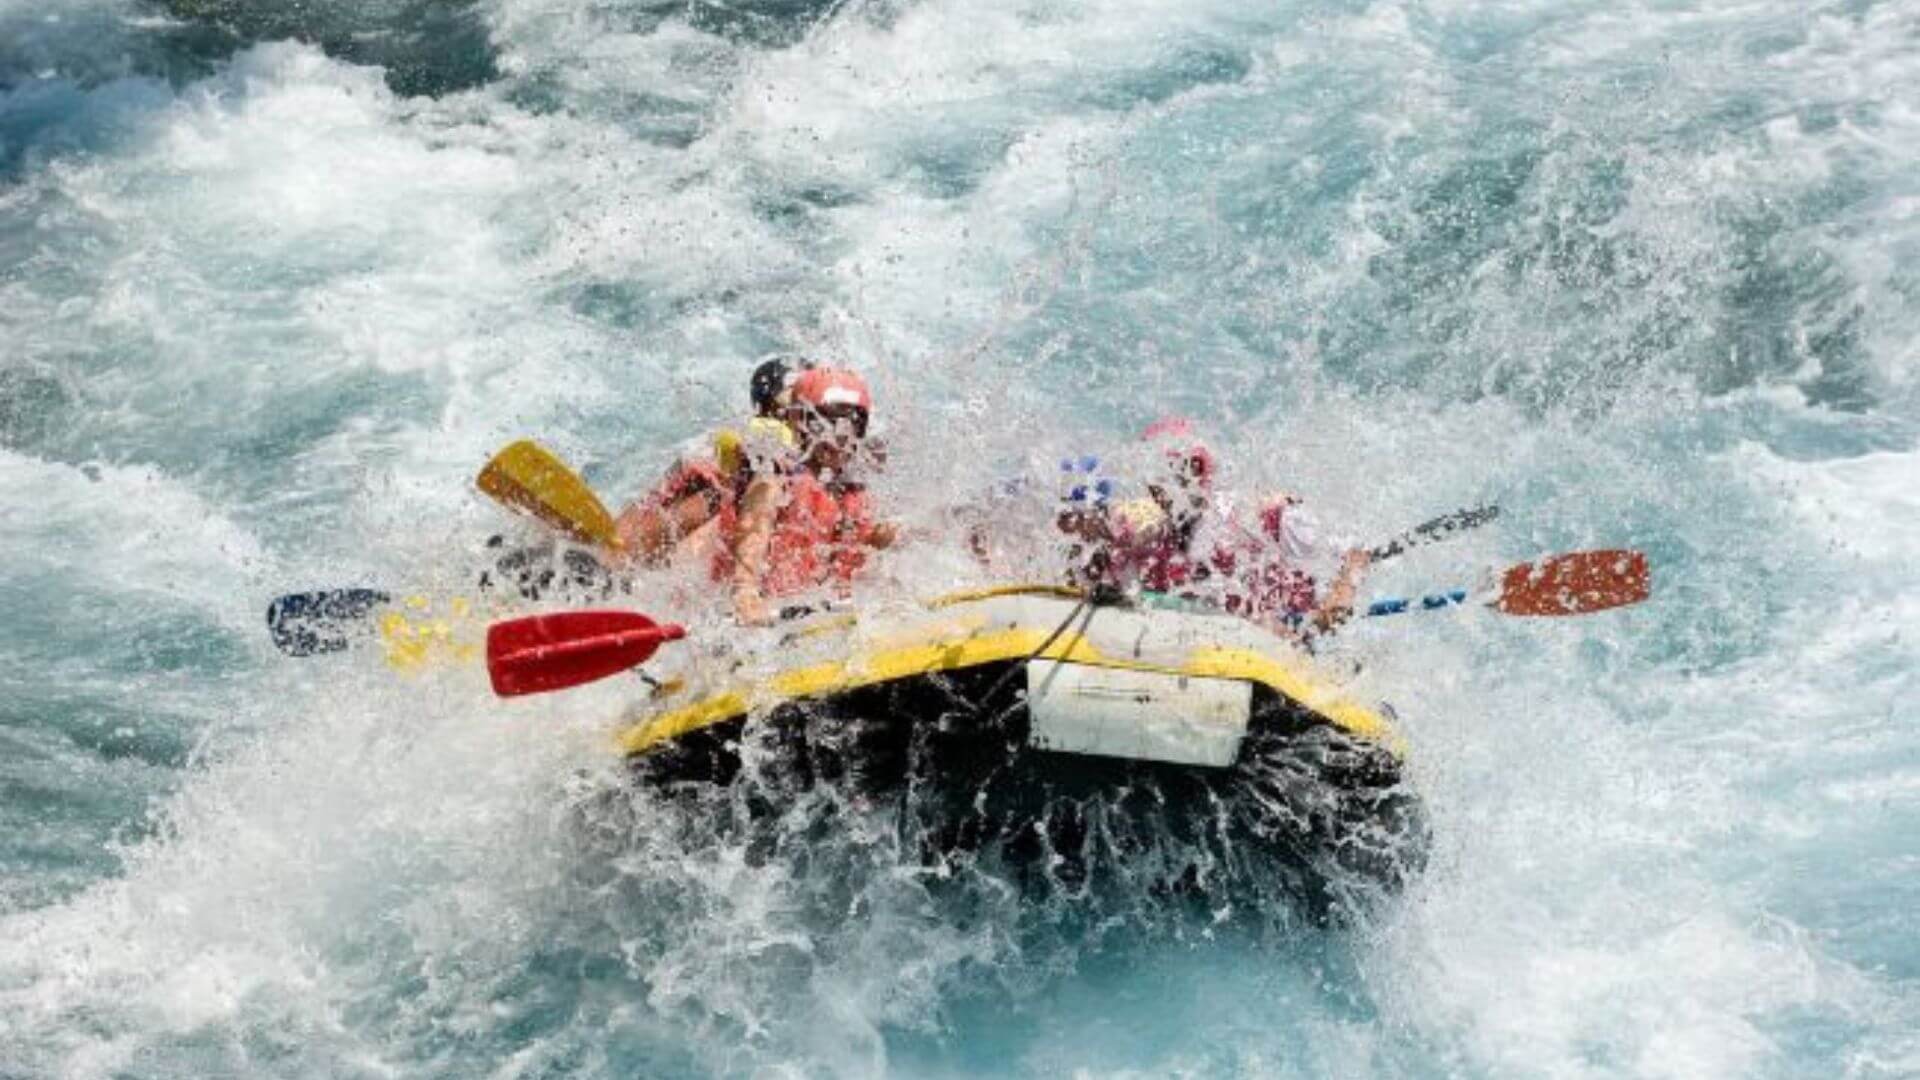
<box><xmin>792</xmin><ymin>367</ymin><xmax>873</xmax><ymax>413</ymax></box>
<box><xmin>1141</xmin><ymin>416</ymin><xmax>1214</xmax><ymax>487</ymax></box>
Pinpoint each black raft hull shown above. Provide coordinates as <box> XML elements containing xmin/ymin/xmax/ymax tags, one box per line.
<box><xmin>617</xmin><ymin>592</ymin><xmax>1428</xmax><ymax>916</ymax></box>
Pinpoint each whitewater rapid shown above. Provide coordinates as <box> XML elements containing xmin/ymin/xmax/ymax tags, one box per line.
<box><xmin>3</xmin><ymin>0</ymin><xmax>1917</xmax><ymax>1076</ymax></box>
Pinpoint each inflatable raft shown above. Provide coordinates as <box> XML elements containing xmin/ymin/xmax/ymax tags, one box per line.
<box><xmin>615</xmin><ymin>586</ymin><xmax>1427</xmax><ymax>914</ymax></box>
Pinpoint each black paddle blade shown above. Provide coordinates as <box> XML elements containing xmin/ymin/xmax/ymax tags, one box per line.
<box><xmin>266</xmin><ymin>589</ymin><xmax>392</xmax><ymax>656</ymax></box>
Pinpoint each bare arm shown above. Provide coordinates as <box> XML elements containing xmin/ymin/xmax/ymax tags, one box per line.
<box><xmin>613</xmin><ymin>502</ymin><xmax>671</xmax><ymax>567</ymax></box>
<box><xmin>731</xmin><ymin>474</ymin><xmax>780</xmax><ymax>626</ymax></box>
<box><xmin>1309</xmin><ymin>548</ymin><xmax>1372</xmax><ymax>636</ymax></box>
<box><xmin>613</xmin><ymin>460</ymin><xmax>724</xmax><ymax>569</ymax></box>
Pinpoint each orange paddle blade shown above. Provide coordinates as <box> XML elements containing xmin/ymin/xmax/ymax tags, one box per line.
<box><xmin>487</xmin><ymin>610</ymin><xmax>685</xmax><ymax>697</ymax></box>
<box><xmin>1495</xmin><ymin>550</ymin><xmax>1650</xmax><ymax>616</ymax></box>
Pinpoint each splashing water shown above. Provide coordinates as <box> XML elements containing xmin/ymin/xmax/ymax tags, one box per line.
<box><xmin>3</xmin><ymin>0</ymin><xmax>1917</xmax><ymax>1075</ymax></box>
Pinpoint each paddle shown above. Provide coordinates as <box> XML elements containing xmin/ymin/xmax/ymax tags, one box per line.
<box><xmin>266</xmin><ymin>589</ymin><xmax>392</xmax><ymax>656</ymax></box>
<box><xmin>478</xmin><ymin>506</ymin><xmax>1512</xmax><ymax>695</ymax></box>
<box><xmin>483</xmin><ymin>547</ymin><xmax>1644</xmax><ymax>697</ymax></box>
<box><xmin>476</xmin><ymin>440</ymin><xmax>622</xmax><ymax>549</ymax></box>
<box><xmin>487</xmin><ymin>610</ymin><xmax>686</xmax><ymax>697</ymax></box>
<box><xmin>265</xmin><ymin>441</ymin><xmax>621</xmax><ymax>660</ymax></box>
<box><xmin>1366</xmin><ymin>549</ymin><xmax>1650</xmax><ymax>618</ymax></box>
<box><xmin>1366</xmin><ymin>505</ymin><xmax>1500</xmax><ymax>561</ymax></box>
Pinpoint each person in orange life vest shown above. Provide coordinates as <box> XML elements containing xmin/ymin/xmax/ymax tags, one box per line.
<box><xmin>729</xmin><ymin>366</ymin><xmax>898</xmax><ymax>626</ymax></box>
<box><xmin>611</xmin><ymin>354</ymin><xmax>807</xmax><ymax>567</ymax></box>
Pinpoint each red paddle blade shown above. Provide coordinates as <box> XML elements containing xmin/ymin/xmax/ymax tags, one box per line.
<box><xmin>1496</xmin><ymin>550</ymin><xmax>1650</xmax><ymax>616</ymax></box>
<box><xmin>486</xmin><ymin>610</ymin><xmax>686</xmax><ymax>697</ymax></box>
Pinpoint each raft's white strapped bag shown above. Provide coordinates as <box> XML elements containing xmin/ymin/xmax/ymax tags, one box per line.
<box><xmin>1024</xmin><ymin>661</ymin><xmax>1252</xmax><ymax>769</ymax></box>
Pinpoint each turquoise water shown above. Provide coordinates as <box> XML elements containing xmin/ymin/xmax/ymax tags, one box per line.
<box><xmin>3</xmin><ymin>0</ymin><xmax>1917</xmax><ymax>1075</ymax></box>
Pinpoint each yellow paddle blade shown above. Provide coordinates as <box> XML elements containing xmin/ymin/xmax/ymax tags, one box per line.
<box><xmin>476</xmin><ymin>440</ymin><xmax>619</xmax><ymax>548</ymax></box>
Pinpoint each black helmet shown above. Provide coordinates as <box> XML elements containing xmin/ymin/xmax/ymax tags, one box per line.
<box><xmin>750</xmin><ymin>354</ymin><xmax>813</xmax><ymax>417</ymax></box>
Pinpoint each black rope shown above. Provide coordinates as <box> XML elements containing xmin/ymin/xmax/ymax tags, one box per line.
<box><xmin>975</xmin><ymin>585</ymin><xmax>1121</xmax><ymax>715</ymax></box>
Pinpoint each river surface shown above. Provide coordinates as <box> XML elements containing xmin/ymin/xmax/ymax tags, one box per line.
<box><xmin>2</xmin><ymin>0</ymin><xmax>1917</xmax><ymax>1076</ymax></box>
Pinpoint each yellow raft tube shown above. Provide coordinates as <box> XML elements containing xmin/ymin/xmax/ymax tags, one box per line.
<box><xmin>617</xmin><ymin>584</ymin><xmax>1405</xmax><ymax>760</ymax></box>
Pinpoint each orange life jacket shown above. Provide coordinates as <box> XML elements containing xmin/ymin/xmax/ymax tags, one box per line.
<box><xmin>712</xmin><ymin>472</ymin><xmax>875</xmax><ymax>598</ymax></box>
<box><xmin>646</xmin><ymin>418</ymin><xmax>796</xmax><ymax>519</ymax></box>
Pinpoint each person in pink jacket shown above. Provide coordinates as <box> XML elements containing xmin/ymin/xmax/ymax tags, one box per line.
<box><xmin>1092</xmin><ymin>418</ymin><xmax>1372</xmax><ymax>637</ymax></box>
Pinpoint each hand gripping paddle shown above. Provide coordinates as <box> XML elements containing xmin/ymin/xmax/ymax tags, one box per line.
<box><xmin>486</xmin><ymin>610</ymin><xmax>686</xmax><ymax>697</ymax></box>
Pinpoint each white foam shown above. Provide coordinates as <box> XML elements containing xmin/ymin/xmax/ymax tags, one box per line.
<box><xmin>0</xmin><ymin>448</ymin><xmax>265</xmax><ymax>625</ymax></box>
<box><xmin>5</xmin><ymin>0</ymin><xmax>1920</xmax><ymax>1074</ymax></box>
<box><xmin>0</xmin><ymin>650</ymin><xmax>615</xmax><ymax>1075</ymax></box>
